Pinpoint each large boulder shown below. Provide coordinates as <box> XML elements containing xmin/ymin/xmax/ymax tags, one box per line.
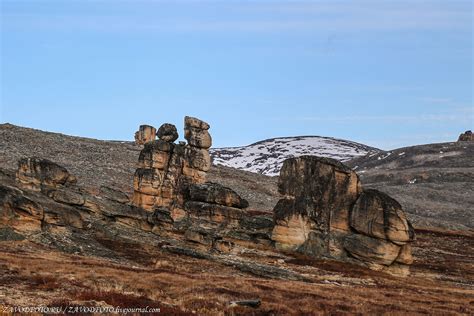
<box><xmin>157</xmin><ymin>123</ymin><xmax>179</xmax><ymax>143</ymax></box>
<box><xmin>343</xmin><ymin>233</ymin><xmax>401</xmax><ymax>266</ymax></box>
<box><xmin>134</xmin><ymin>124</ymin><xmax>156</xmax><ymax>145</ymax></box>
<box><xmin>16</xmin><ymin>157</ymin><xmax>77</xmax><ymax>191</ymax></box>
<box><xmin>458</xmin><ymin>130</ymin><xmax>474</xmax><ymax>142</ymax></box>
<box><xmin>350</xmin><ymin>189</ymin><xmax>415</xmax><ymax>245</ymax></box>
<box><xmin>185</xmin><ymin>182</ymin><xmax>249</xmax><ymax>209</ymax></box>
<box><xmin>271</xmin><ymin>155</ymin><xmax>415</xmax><ymax>274</ymax></box>
<box><xmin>184</xmin><ymin>116</ymin><xmax>212</xmax><ymax>149</ymax></box>
<box><xmin>272</xmin><ymin>156</ymin><xmax>361</xmax><ymax>257</ymax></box>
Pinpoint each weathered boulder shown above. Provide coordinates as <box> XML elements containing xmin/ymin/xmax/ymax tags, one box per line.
<box><xmin>458</xmin><ymin>130</ymin><xmax>474</xmax><ymax>142</ymax></box>
<box><xmin>184</xmin><ymin>116</ymin><xmax>212</xmax><ymax>149</ymax></box>
<box><xmin>99</xmin><ymin>186</ymin><xmax>129</xmax><ymax>204</ymax></box>
<box><xmin>271</xmin><ymin>155</ymin><xmax>415</xmax><ymax>274</ymax></box>
<box><xmin>184</xmin><ymin>201</ymin><xmax>244</xmax><ymax>226</ymax></box>
<box><xmin>48</xmin><ymin>189</ymin><xmax>85</xmax><ymax>206</ymax></box>
<box><xmin>134</xmin><ymin>124</ymin><xmax>156</xmax><ymax>145</ymax></box>
<box><xmin>185</xmin><ymin>116</ymin><xmax>210</xmax><ymax>130</ymax></box>
<box><xmin>16</xmin><ymin>157</ymin><xmax>77</xmax><ymax>191</ymax></box>
<box><xmin>157</xmin><ymin>123</ymin><xmax>179</xmax><ymax>143</ymax></box>
<box><xmin>0</xmin><ymin>185</ymin><xmax>43</xmax><ymax>232</ymax></box>
<box><xmin>350</xmin><ymin>189</ymin><xmax>415</xmax><ymax>245</ymax></box>
<box><xmin>343</xmin><ymin>233</ymin><xmax>401</xmax><ymax>266</ymax></box>
<box><xmin>272</xmin><ymin>156</ymin><xmax>361</xmax><ymax>257</ymax></box>
<box><xmin>185</xmin><ymin>182</ymin><xmax>249</xmax><ymax>209</ymax></box>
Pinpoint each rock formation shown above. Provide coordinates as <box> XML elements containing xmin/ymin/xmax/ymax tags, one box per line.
<box><xmin>16</xmin><ymin>157</ymin><xmax>77</xmax><ymax>191</ymax></box>
<box><xmin>271</xmin><ymin>155</ymin><xmax>415</xmax><ymax>274</ymax></box>
<box><xmin>134</xmin><ymin>124</ymin><xmax>157</xmax><ymax>145</ymax></box>
<box><xmin>132</xmin><ymin>117</ymin><xmax>212</xmax><ymax>218</ymax></box>
<box><xmin>458</xmin><ymin>130</ymin><xmax>474</xmax><ymax>142</ymax></box>
<box><xmin>131</xmin><ymin>117</ymin><xmax>270</xmax><ymax>252</ymax></box>
<box><xmin>272</xmin><ymin>156</ymin><xmax>361</xmax><ymax>257</ymax></box>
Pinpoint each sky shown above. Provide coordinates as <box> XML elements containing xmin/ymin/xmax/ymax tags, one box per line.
<box><xmin>0</xmin><ymin>0</ymin><xmax>472</xmax><ymax>149</ymax></box>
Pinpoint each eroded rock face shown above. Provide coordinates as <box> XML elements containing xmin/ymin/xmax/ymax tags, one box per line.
<box><xmin>16</xmin><ymin>157</ymin><xmax>77</xmax><ymax>191</ymax></box>
<box><xmin>134</xmin><ymin>124</ymin><xmax>157</xmax><ymax>145</ymax></box>
<box><xmin>272</xmin><ymin>156</ymin><xmax>361</xmax><ymax>257</ymax></box>
<box><xmin>185</xmin><ymin>182</ymin><xmax>249</xmax><ymax>209</ymax></box>
<box><xmin>0</xmin><ymin>185</ymin><xmax>43</xmax><ymax>232</ymax></box>
<box><xmin>131</xmin><ymin>118</ymin><xmax>267</xmax><ymax>253</ymax></box>
<box><xmin>271</xmin><ymin>155</ymin><xmax>415</xmax><ymax>274</ymax></box>
<box><xmin>343</xmin><ymin>233</ymin><xmax>401</xmax><ymax>266</ymax></box>
<box><xmin>458</xmin><ymin>130</ymin><xmax>474</xmax><ymax>142</ymax></box>
<box><xmin>350</xmin><ymin>189</ymin><xmax>414</xmax><ymax>244</ymax></box>
<box><xmin>132</xmin><ymin>118</ymin><xmax>212</xmax><ymax>214</ymax></box>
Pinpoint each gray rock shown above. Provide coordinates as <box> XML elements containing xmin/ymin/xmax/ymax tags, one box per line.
<box><xmin>186</xmin><ymin>182</ymin><xmax>249</xmax><ymax>209</ymax></box>
<box><xmin>350</xmin><ymin>189</ymin><xmax>415</xmax><ymax>244</ymax></box>
<box><xmin>343</xmin><ymin>233</ymin><xmax>401</xmax><ymax>266</ymax></box>
<box><xmin>157</xmin><ymin>123</ymin><xmax>179</xmax><ymax>143</ymax></box>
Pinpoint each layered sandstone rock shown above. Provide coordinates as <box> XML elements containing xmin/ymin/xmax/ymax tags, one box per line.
<box><xmin>271</xmin><ymin>155</ymin><xmax>415</xmax><ymax>274</ymax></box>
<box><xmin>344</xmin><ymin>189</ymin><xmax>415</xmax><ymax>273</ymax></box>
<box><xmin>132</xmin><ymin>118</ymin><xmax>261</xmax><ymax>252</ymax></box>
<box><xmin>349</xmin><ymin>189</ymin><xmax>414</xmax><ymax>245</ymax></box>
<box><xmin>16</xmin><ymin>157</ymin><xmax>77</xmax><ymax>191</ymax></box>
<box><xmin>134</xmin><ymin>124</ymin><xmax>157</xmax><ymax>145</ymax></box>
<box><xmin>185</xmin><ymin>182</ymin><xmax>249</xmax><ymax>209</ymax></box>
<box><xmin>458</xmin><ymin>130</ymin><xmax>474</xmax><ymax>142</ymax></box>
<box><xmin>0</xmin><ymin>185</ymin><xmax>44</xmax><ymax>232</ymax></box>
<box><xmin>272</xmin><ymin>156</ymin><xmax>361</xmax><ymax>257</ymax></box>
<box><xmin>132</xmin><ymin>118</ymin><xmax>212</xmax><ymax>216</ymax></box>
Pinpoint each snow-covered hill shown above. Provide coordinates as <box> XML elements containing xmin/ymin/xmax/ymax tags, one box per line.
<box><xmin>210</xmin><ymin>136</ymin><xmax>380</xmax><ymax>176</ymax></box>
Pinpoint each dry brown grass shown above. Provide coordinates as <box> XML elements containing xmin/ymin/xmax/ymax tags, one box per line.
<box><xmin>0</xmin><ymin>229</ymin><xmax>473</xmax><ymax>315</ymax></box>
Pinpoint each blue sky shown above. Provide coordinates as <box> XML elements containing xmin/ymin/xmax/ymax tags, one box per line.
<box><xmin>0</xmin><ymin>0</ymin><xmax>472</xmax><ymax>149</ymax></box>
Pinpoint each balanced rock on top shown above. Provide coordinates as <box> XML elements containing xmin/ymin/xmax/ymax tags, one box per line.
<box><xmin>157</xmin><ymin>123</ymin><xmax>179</xmax><ymax>143</ymax></box>
<box><xmin>184</xmin><ymin>116</ymin><xmax>212</xmax><ymax>149</ymax></box>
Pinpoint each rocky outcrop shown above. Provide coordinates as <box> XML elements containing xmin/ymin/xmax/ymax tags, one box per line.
<box><xmin>185</xmin><ymin>182</ymin><xmax>249</xmax><ymax>209</ymax></box>
<box><xmin>271</xmin><ymin>156</ymin><xmax>415</xmax><ymax>274</ymax></box>
<box><xmin>349</xmin><ymin>189</ymin><xmax>414</xmax><ymax>245</ymax></box>
<box><xmin>0</xmin><ymin>185</ymin><xmax>44</xmax><ymax>232</ymax></box>
<box><xmin>134</xmin><ymin>124</ymin><xmax>157</xmax><ymax>145</ymax></box>
<box><xmin>131</xmin><ymin>118</ymin><xmax>273</xmax><ymax>252</ymax></box>
<box><xmin>132</xmin><ymin>117</ymin><xmax>211</xmax><ymax>216</ymax></box>
<box><xmin>458</xmin><ymin>130</ymin><xmax>474</xmax><ymax>142</ymax></box>
<box><xmin>16</xmin><ymin>157</ymin><xmax>77</xmax><ymax>191</ymax></box>
<box><xmin>272</xmin><ymin>156</ymin><xmax>361</xmax><ymax>257</ymax></box>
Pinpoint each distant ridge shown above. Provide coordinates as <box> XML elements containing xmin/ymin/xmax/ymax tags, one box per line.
<box><xmin>210</xmin><ymin>136</ymin><xmax>380</xmax><ymax>176</ymax></box>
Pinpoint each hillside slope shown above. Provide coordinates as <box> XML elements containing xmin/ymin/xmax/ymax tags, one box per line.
<box><xmin>211</xmin><ymin>136</ymin><xmax>379</xmax><ymax>176</ymax></box>
<box><xmin>1</xmin><ymin>123</ymin><xmax>472</xmax><ymax>230</ymax></box>
<box><xmin>0</xmin><ymin>123</ymin><xmax>473</xmax><ymax>314</ymax></box>
<box><xmin>348</xmin><ymin>141</ymin><xmax>474</xmax><ymax>230</ymax></box>
<box><xmin>0</xmin><ymin>123</ymin><xmax>278</xmax><ymax>212</ymax></box>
